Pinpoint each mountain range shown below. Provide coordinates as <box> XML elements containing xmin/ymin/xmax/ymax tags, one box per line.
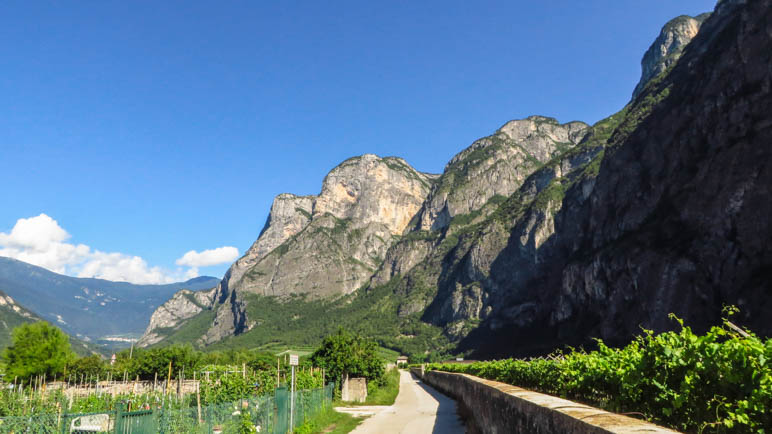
<box><xmin>140</xmin><ymin>0</ymin><xmax>772</xmax><ymax>359</ymax></box>
<box><xmin>4</xmin><ymin>0</ymin><xmax>770</xmax><ymax>361</ymax></box>
<box><xmin>0</xmin><ymin>256</ymin><xmax>218</xmax><ymax>345</ymax></box>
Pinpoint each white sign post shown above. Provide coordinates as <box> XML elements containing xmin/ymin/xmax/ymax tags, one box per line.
<box><xmin>289</xmin><ymin>354</ymin><xmax>298</xmax><ymax>431</ymax></box>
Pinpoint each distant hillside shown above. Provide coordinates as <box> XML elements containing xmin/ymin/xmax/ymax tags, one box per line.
<box><xmin>0</xmin><ymin>290</ymin><xmax>99</xmax><ymax>356</ymax></box>
<box><xmin>0</xmin><ymin>290</ymin><xmax>37</xmax><ymax>349</ymax></box>
<box><xmin>0</xmin><ymin>256</ymin><xmax>219</xmax><ymax>342</ymax></box>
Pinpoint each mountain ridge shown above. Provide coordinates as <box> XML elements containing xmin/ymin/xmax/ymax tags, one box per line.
<box><xmin>141</xmin><ymin>0</ymin><xmax>772</xmax><ymax>359</ymax></box>
<box><xmin>0</xmin><ymin>256</ymin><xmax>219</xmax><ymax>343</ymax></box>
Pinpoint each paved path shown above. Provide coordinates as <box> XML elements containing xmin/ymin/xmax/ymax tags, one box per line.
<box><xmin>336</xmin><ymin>370</ymin><xmax>464</xmax><ymax>434</ymax></box>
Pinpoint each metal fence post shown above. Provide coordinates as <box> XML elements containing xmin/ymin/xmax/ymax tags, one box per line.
<box><xmin>207</xmin><ymin>406</ymin><xmax>213</xmax><ymax>434</ymax></box>
<box><xmin>114</xmin><ymin>403</ymin><xmax>122</xmax><ymax>434</ymax></box>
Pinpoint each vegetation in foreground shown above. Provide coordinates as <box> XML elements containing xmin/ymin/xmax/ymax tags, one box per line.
<box><xmin>428</xmin><ymin>309</ymin><xmax>770</xmax><ymax>433</ymax></box>
<box><xmin>293</xmin><ymin>406</ymin><xmax>364</xmax><ymax>434</ymax></box>
<box><xmin>363</xmin><ymin>367</ymin><xmax>400</xmax><ymax>406</ymax></box>
<box><xmin>310</xmin><ymin>328</ymin><xmax>385</xmax><ymax>390</ymax></box>
<box><xmin>0</xmin><ymin>323</ymin><xmax>397</xmax><ymax>421</ymax></box>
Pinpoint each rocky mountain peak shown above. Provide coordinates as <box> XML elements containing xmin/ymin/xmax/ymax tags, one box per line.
<box><xmin>632</xmin><ymin>13</ymin><xmax>710</xmax><ymax>99</ymax></box>
<box><xmin>314</xmin><ymin>154</ymin><xmax>435</xmax><ymax>235</ymax></box>
<box><xmin>417</xmin><ymin>116</ymin><xmax>589</xmax><ymax>231</ymax></box>
<box><xmin>192</xmin><ymin>153</ymin><xmax>436</xmax><ymax>345</ymax></box>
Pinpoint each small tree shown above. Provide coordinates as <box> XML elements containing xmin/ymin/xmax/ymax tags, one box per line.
<box><xmin>69</xmin><ymin>354</ymin><xmax>107</xmax><ymax>380</ymax></box>
<box><xmin>4</xmin><ymin>322</ymin><xmax>75</xmax><ymax>380</ymax></box>
<box><xmin>113</xmin><ymin>344</ymin><xmax>201</xmax><ymax>380</ymax></box>
<box><xmin>310</xmin><ymin>328</ymin><xmax>384</xmax><ymax>387</ymax></box>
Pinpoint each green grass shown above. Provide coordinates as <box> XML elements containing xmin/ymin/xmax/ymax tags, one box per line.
<box><xmin>293</xmin><ymin>406</ymin><xmax>365</xmax><ymax>434</ymax></box>
<box><xmin>364</xmin><ymin>367</ymin><xmax>400</xmax><ymax>405</ymax></box>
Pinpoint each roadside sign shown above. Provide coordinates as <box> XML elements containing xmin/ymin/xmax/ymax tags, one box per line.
<box><xmin>289</xmin><ymin>354</ymin><xmax>299</xmax><ymax>366</ymax></box>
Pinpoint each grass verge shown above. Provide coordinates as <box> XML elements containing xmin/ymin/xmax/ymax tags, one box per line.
<box><xmin>363</xmin><ymin>367</ymin><xmax>400</xmax><ymax>405</ymax></box>
<box><xmin>293</xmin><ymin>406</ymin><xmax>365</xmax><ymax>434</ymax></box>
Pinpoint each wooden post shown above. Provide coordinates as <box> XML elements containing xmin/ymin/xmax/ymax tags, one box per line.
<box><xmin>166</xmin><ymin>361</ymin><xmax>172</xmax><ymax>395</ymax></box>
<box><xmin>242</xmin><ymin>362</ymin><xmax>246</xmax><ymax>379</ymax></box>
<box><xmin>154</xmin><ymin>372</ymin><xmax>158</xmax><ymax>392</ymax></box>
<box><xmin>195</xmin><ymin>373</ymin><xmax>202</xmax><ymax>424</ymax></box>
<box><xmin>177</xmin><ymin>370</ymin><xmax>182</xmax><ymax>400</ymax></box>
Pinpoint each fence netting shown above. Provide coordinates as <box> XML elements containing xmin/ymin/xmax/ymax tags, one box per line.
<box><xmin>0</xmin><ymin>383</ymin><xmax>334</xmax><ymax>433</ymax></box>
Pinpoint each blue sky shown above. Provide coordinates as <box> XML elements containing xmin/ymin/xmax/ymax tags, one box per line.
<box><xmin>0</xmin><ymin>0</ymin><xmax>716</xmax><ymax>283</ymax></box>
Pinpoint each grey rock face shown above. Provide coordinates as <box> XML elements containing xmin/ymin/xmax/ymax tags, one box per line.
<box><xmin>454</xmin><ymin>0</ymin><xmax>772</xmax><ymax>357</ymax></box>
<box><xmin>416</xmin><ymin>116</ymin><xmax>588</xmax><ymax>232</ymax></box>
<box><xmin>226</xmin><ymin>194</ymin><xmax>315</xmax><ymax>292</ymax></box>
<box><xmin>230</xmin><ymin>154</ymin><xmax>435</xmax><ymax>299</ymax></box>
<box><xmin>137</xmin><ymin>288</ymin><xmax>215</xmax><ymax>347</ymax></box>
<box><xmin>199</xmin><ymin>154</ymin><xmax>436</xmax><ymax>344</ymax></box>
<box><xmin>632</xmin><ymin>14</ymin><xmax>709</xmax><ymax>99</ymax></box>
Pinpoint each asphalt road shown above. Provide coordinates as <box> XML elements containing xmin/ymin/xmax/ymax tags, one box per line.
<box><xmin>342</xmin><ymin>370</ymin><xmax>465</xmax><ymax>434</ymax></box>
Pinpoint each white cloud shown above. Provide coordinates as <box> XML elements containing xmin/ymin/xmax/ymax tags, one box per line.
<box><xmin>175</xmin><ymin>246</ymin><xmax>239</xmax><ymax>267</ymax></box>
<box><xmin>0</xmin><ymin>213</ymin><xmax>229</xmax><ymax>285</ymax></box>
<box><xmin>76</xmin><ymin>252</ymin><xmax>173</xmax><ymax>285</ymax></box>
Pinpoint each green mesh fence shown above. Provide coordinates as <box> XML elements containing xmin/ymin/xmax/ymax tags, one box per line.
<box><xmin>290</xmin><ymin>383</ymin><xmax>334</xmax><ymax>430</ymax></box>
<box><xmin>0</xmin><ymin>383</ymin><xmax>334</xmax><ymax>434</ymax></box>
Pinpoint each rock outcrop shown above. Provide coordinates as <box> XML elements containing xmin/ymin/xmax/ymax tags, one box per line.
<box><xmin>197</xmin><ymin>154</ymin><xmax>437</xmax><ymax>344</ymax></box>
<box><xmin>415</xmin><ymin>116</ymin><xmax>589</xmax><ymax>232</ymax></box>
<box><xmin>136</xmin><ymin>288</ymin><xmax>215</xmax><ymax>347</ymax></box>
<box><xmin>632</xmin><ymin>13</ymin><xmax>710</xmax><ymax>99</ymax></box>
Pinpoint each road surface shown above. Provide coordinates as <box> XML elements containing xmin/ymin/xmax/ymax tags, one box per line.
<box><xmin>338</xmin><ymin>370</ymin><xmax>465</xmax><ymax>434</ymax></box>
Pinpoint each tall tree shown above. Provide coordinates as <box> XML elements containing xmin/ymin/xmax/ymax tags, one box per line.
<box><xmin>310</xmin><ymin>328</ymin><xmax>384</xmax><ymax>386</ymax></box>
<box><xmin>4</xmin><ymin>322</ymin><xmax>75</xmax><ymax>380</ymax></box>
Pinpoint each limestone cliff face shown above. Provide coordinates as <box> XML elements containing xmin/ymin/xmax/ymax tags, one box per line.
<box><xmin>368</xmin><ymin>0</ymin><xmax>771</xmax><ymax>356</ymax></box>
<box><xmin>199</xmin><ymin>154</ymin><xmax>436</xmax><ymax>344</ymax></box>
<box><xmin>228</xmin><ymin>154</ymin><xmax>434</xmax><ymax>299</ymax></box>
<box><xmin>415</xmin><ymin>117</ymin><xmax>589</xmax><ymax>231</ymax></box>
<box><xmin>456</xmin><ymin>0</ymin><xmax>772</xmax><ymax>356</ymax></box>
<box><xmin>314</xmin><ymin>155</ymin><xmax>433</xmax><ymax>234</ymax></box>
<box><xmin>144</xmin><ymin>0</ymin><xmax>771</xmax><ymax>358</ymax></box>
<box><xmin>632</xmin><ymin>13</ymin><xmax>709</xmax><ymax>99</ymax></box>
<box><xmin>225</xmin><ymin>194</ymin><xmax>315</xmax><ymax>293</ymax></box>
<box><xmin>136</xmin><ymin>288</ymin><xmax>215</xmax><ymax>347</ymax></box>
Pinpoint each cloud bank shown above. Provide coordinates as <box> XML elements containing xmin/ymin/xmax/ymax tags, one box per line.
<box><xmin>176</xmin><ymin>246</ymin><xmax>239</xmax><ymax>267</ymax></box>
<box><xmin>0</xmin><ymin>214</ymin><xmax>236</xmax><ymax>284</ymax></box>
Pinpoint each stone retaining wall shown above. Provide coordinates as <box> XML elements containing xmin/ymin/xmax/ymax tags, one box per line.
<box><xmin>411</xmin><ymin>368</ymin><xmax>679</xmax><ymax>434</ymax></box>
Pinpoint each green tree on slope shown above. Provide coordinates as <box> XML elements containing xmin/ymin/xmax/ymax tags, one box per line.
<box><xmin>4</xmin><ymin>322</ymin><xmax>75</xmax><ymax>380</ymax></box>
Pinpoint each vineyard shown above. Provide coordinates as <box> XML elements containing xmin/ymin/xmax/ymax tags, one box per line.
<box><xmin>0</xmin><ymin>326</ymin><xmax>392</xmax><ymax>432</ymax></box>
<box><xmin>428</xmin><ymin>311</ymin><xmax>771</xmax><ymax>433</ymax></box>
<box><xmin>0</xmin><ymin>358</ymin><xmax>331</xmax><ymax>433</ymax></box>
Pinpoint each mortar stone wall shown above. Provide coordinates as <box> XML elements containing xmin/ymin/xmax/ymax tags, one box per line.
<box><xmin>412</xmin><ymin>369</ymin><xmax>679</xmax><ymax>434</ymax></box>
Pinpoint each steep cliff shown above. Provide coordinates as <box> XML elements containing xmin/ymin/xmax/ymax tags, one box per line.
<box><xmin>415</xmin><ymin>116</ymin><xmax>589</xmax><ymax>231</ymax></box>
<box><xmin>198</xmin><ymin>154</ymin><xmax>436</xmax><ymax>344</ymax></box>
<box><xmin>136</xmin><ymin>287</ymin><xmax>216</xmax><ymax>347</ymax></box>
<box><xmin>632</xmin><ymin>13</ymin><xmax>711</xmax><ymax>99</ymax></box>
<box><xmin>458</xmin><ymin>0</ymin><xmax>772</xmax><ymax>356</ymax></box>
<box><xmin>142</xmin><ymin>0</ymin><xmax>770</xmax><ymax>359</ymax></box>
